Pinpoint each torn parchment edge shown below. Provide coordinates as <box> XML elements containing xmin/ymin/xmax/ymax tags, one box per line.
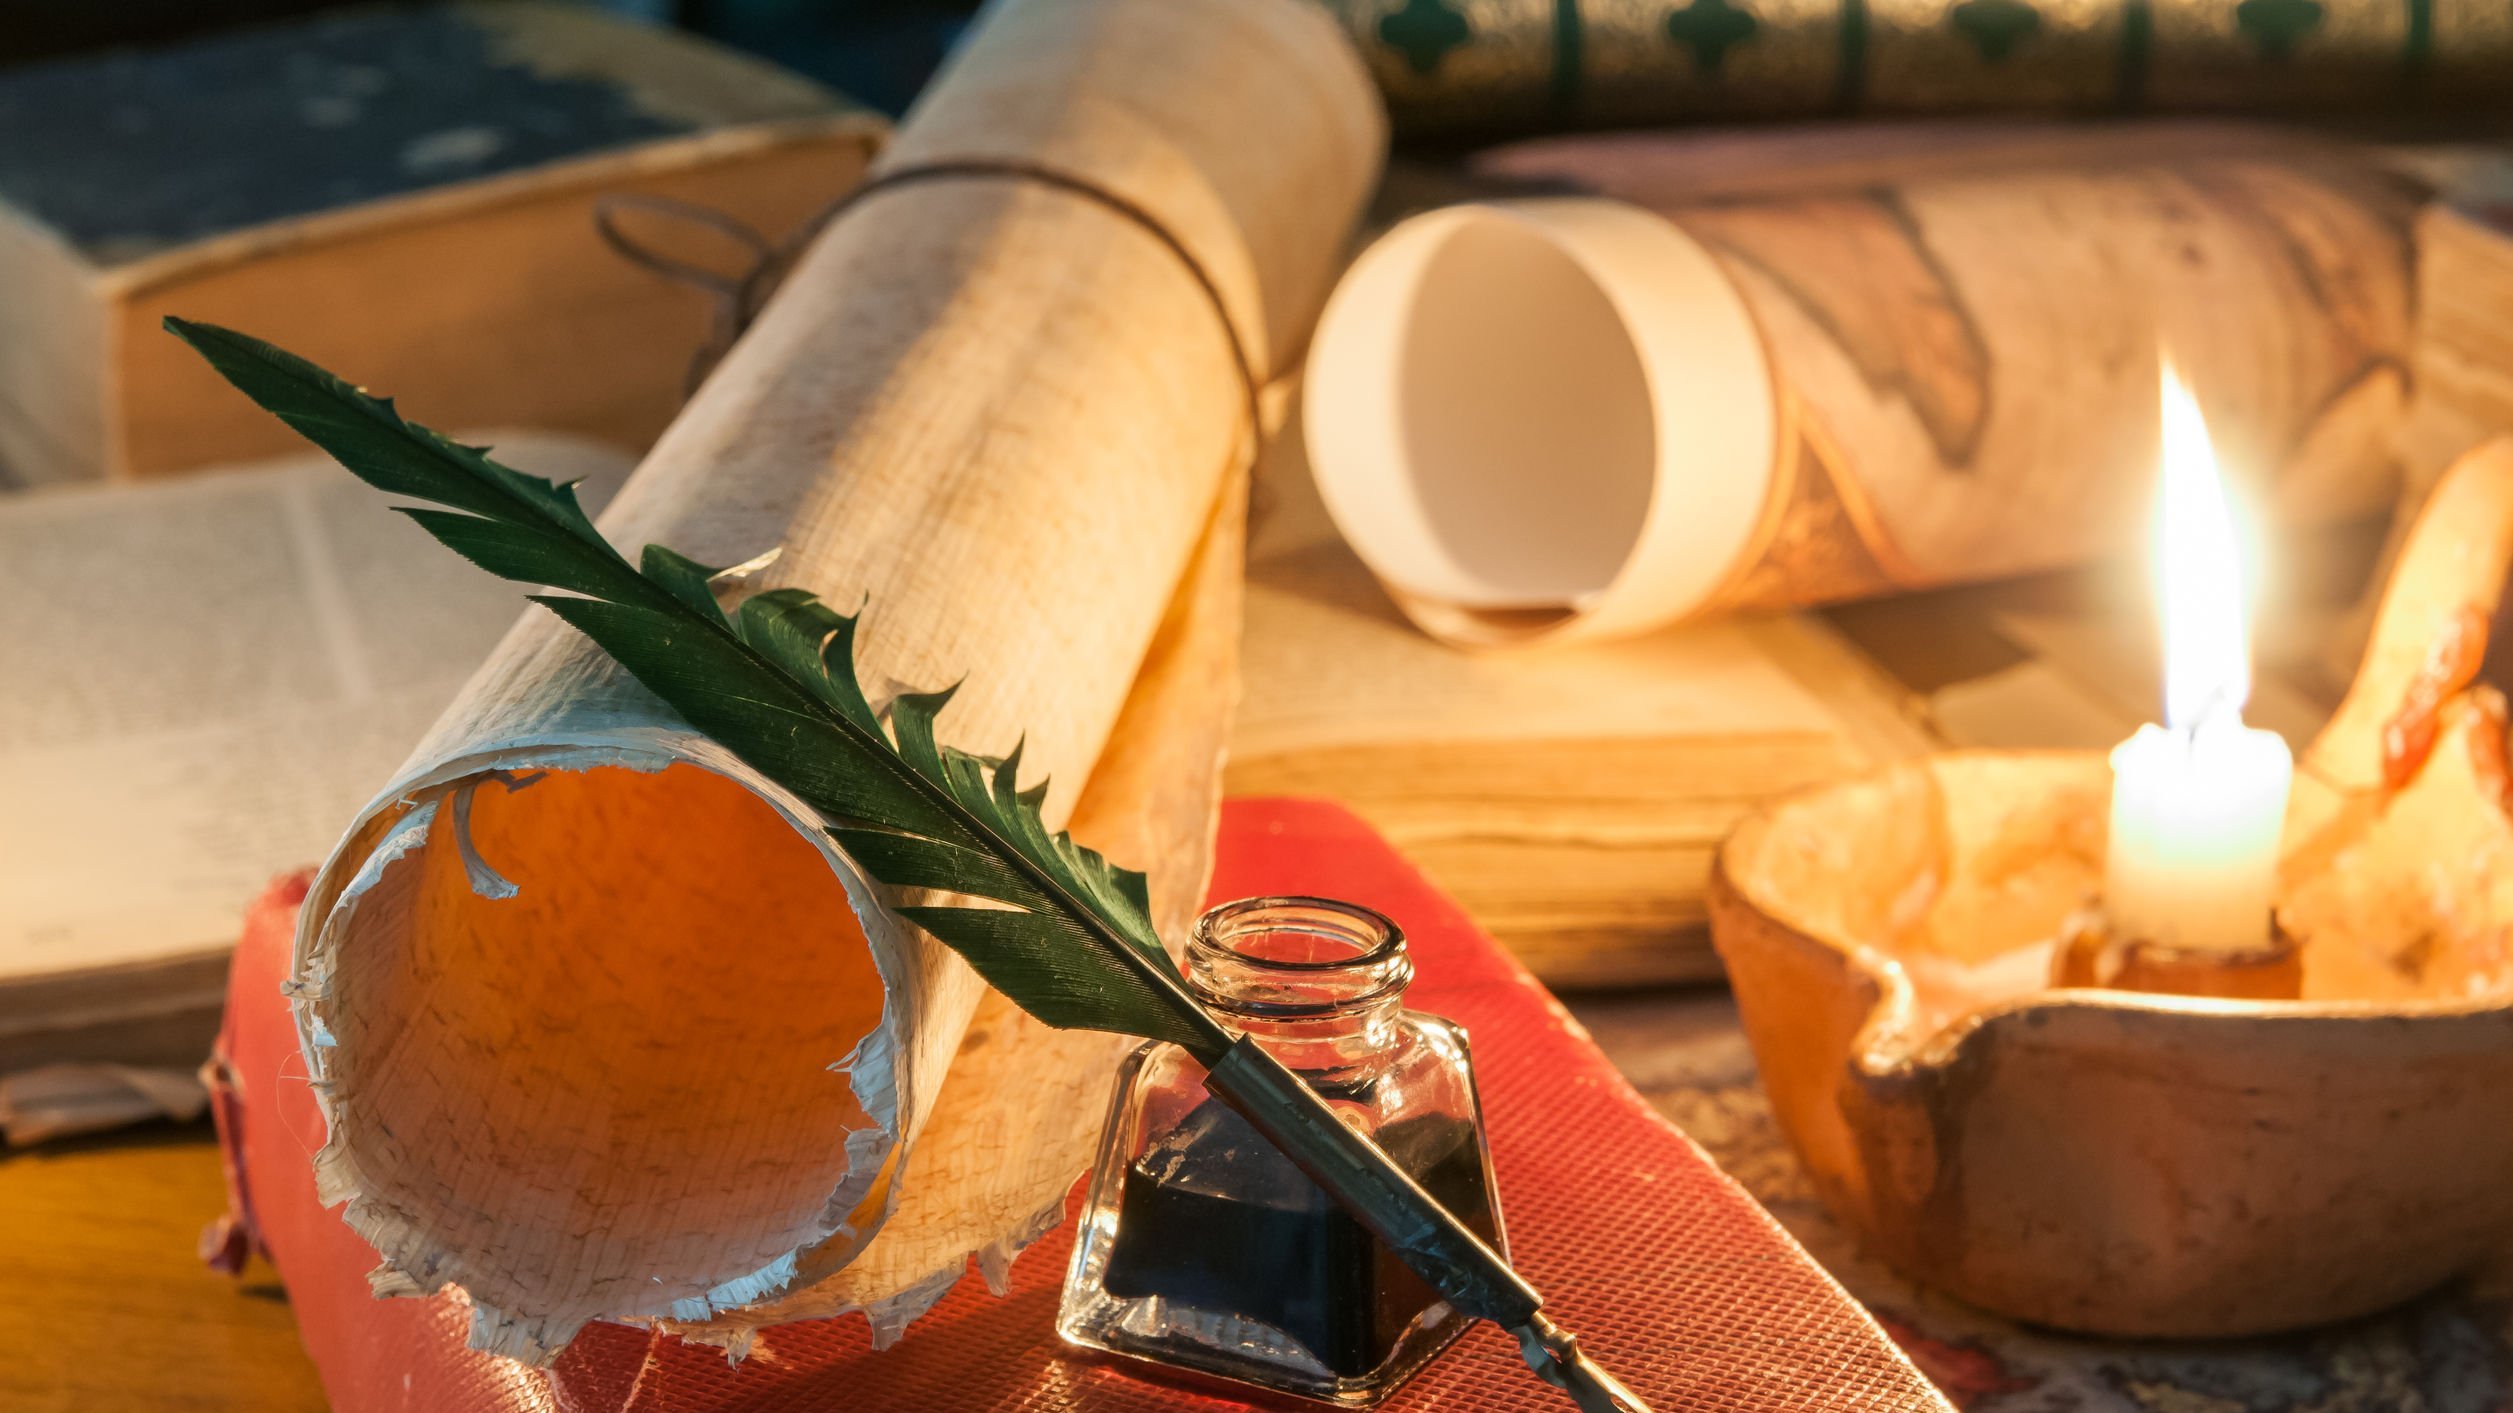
<box><xmin>290</xmin><ymin>725</ymin><xmax>925</xmax><ymax>1365</ymax></box>
<box><xmin>661</xmin><ymin>1183</ymin><xmax>1071</xmax><ymax>1362</ymax></box>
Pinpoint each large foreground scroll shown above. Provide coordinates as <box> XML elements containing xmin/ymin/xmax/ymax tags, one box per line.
<box><xmin>1307</xmin><ymin>127</ymin><xmax>2413</xmax><ymax>645</ymax></box>
<box><xmin>287</xmin><ymin>0</ymin><xmax>1381</xmax><ymax>1360</ymax></box>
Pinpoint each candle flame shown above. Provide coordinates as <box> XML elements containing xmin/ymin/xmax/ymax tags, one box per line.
<box><xmin>2155</xmin><ymin>363</ymin><xmax>2252</xmax><ymax>732</ymax></box>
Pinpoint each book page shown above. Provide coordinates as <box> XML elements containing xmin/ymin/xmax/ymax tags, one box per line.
<box><xmin>0</xmin><ymin>434</ymin><xmax>631</xmax><ymax>983</ymax></box>
<box><xmin>1239</xmin><ymin>544</ymin><xmax>1852</xmax><ymax>754</ymax></box>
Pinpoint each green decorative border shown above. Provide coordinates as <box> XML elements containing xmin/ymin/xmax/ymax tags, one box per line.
<box><xmin>1836</xmin><ymin>0</ymin><xmax>1869</xmax><ymax>110</ymax></box>
<box><xmin>2116</xmin><ymin>0</ymin><xmax>2153</xmax><ymax>105</ymax></box>
<box><xmin>1349</xmin><ymin>0</ymin><xmax>2462</xmax><ymax>131</ymax></box>
<box><xmin>1555</xmin><ymin>0</ymin><xmax>1587</xmax><ymax>113</ymax></box>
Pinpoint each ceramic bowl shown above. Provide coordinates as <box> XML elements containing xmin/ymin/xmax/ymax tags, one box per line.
<box><xmin>1708</xmin><ymin>440</ymin><xmax>2513</xmax><ymax>1336</ymax></box>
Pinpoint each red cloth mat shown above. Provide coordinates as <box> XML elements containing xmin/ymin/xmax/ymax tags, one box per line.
<box><xmin>209</xmin><ymin>798</ymin><xmax>1949</xmax><ymax>1412</ymax></box>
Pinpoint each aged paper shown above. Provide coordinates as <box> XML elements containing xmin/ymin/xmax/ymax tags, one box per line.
<box><xmin>1308</xmin><ymin>131</ymin><xmax>2412</xmax><ymax>645</ymax></box>
<box><xmin>0</xmin><ymin>435</ymin><xmax>629</xmax><ymax>990</ymax></box>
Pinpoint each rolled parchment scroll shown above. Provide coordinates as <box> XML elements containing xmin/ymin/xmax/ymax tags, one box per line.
<box><xmin>290</xmin><ymin>0</ymin><xmax>1381</xmax><ymax>1360</ymax></box>
<box><xmin>1306</xmin><ymin>128</ymin><xmax>2413</xmax><ymax>645</ymax></box>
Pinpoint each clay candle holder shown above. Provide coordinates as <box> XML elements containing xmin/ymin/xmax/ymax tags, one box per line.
<box><xmin>1709</xmin><ymin>440</ymin><xmax>2513</xmax><ymax>1338</ymax></box>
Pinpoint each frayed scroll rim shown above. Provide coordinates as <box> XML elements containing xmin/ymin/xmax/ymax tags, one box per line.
<box><xmin>659</xmin><ymin>1180</ymin><xmax>1073</xmax><ymax>1360</ymax></box>
<box><xmin>290</xmin><ymin>725</ymin><xmax>922</xmax><ymax>1364</ymax></box>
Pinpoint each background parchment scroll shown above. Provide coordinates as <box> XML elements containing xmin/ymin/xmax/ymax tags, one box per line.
<box><xmin>1308</xmin><ymin>127</ymin><xmax>2415</xmax><ymax>645</ymax></box>
<box><xmin>286</xmin><ymin>0</ymin><xmax>1382</xmax><ymax>1361</ymax></box>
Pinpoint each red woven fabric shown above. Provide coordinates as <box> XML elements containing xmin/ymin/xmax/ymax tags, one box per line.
<box><xmin>211</xmin><ymin>797</ymin><xmax>1948</xmax><ymax>1412</ymax></box>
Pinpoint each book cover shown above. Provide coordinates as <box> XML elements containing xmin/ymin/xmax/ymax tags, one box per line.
<box><xmin>0</xmin><ymin>3</ymin><xmax>882</xmax><ymax>485</ymax></box>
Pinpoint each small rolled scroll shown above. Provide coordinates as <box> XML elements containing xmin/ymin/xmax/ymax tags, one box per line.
<box><xmin>1307</xmin><ymin>128</ymin><xmax>2413</xmax><ymax>645</ymax></box>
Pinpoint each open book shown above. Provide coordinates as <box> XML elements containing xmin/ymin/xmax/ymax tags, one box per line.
<box><xmin>0</xmin><ymin>433</ymin><xmax>632</xmax><ymax>1138</ymax></box>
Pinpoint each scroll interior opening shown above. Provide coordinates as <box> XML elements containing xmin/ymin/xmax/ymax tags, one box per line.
<box><xmin>1392</xmin><ymin>213</ymin><xmax>1657</xmax><ymax>609</ymax></box>
<box><xmin>323</xmin><ymin>761</ymin><xmax>891</xmax><ymax>1309</ymax></box>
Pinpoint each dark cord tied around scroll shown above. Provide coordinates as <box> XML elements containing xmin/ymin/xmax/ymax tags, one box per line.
<box><xmin>594</xmin><ymin>159</ymin><xmax>1267</xmax><ymax>453</ymax></box>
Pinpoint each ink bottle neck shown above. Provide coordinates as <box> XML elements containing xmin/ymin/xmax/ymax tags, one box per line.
<box><xmin>1185</xmin><ymin>896</ymin><xmax>1412</xmax><ymax>1084</ymax></box>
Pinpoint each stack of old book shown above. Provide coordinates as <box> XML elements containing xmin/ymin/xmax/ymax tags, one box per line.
<box><xmin>0</xmin><ymin>2</ymin><xmax>879</xmax><ymax>1139</ymax></box>
<box><xmin>0</xmin><ymin>1</ymin><xmax>879</xmax><ymax>487</ymax></box>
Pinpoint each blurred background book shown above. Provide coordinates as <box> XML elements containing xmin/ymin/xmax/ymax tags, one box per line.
<box><xmin>0</xmin><ymin>2</ymin><xmax>880</xmax><ymax>487</ymax></box>
<box><xmin>0</xmin><ymin>0</ymin><xmax>883</xmax><ymax>1140</ymax></box>
<box><xmin>1323</xmin><ymin>0</ymin><xmax>2513</xmax><ymax>137</ymax></box>
<box><xmin>0</xmin><ymin>0</ymin><xmax>979</xmax><ymax>115</ymax></box>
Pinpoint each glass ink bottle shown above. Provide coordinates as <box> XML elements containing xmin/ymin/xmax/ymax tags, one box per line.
<box><xmin>1058</xmin><ymin>896</ymin><xmax>1503</xmax><ymax>1405</ymax></box>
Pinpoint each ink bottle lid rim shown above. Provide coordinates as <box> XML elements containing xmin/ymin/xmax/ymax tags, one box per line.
<box><xmin>1186</xmin><ymin>895</ymin><xmax>1413</xmax><ymax>1017</ymax></box>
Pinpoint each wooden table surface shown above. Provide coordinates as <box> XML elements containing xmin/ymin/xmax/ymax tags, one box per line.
<box><xmin>0</xmin><ymin>1122</ymin><xmax>327</xmax><ymax>1412</ymax></box>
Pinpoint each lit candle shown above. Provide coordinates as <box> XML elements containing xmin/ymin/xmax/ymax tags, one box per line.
<box><xmin>2104</xmin><ymin>366</ymin><xmax>2294</xmax><ymax>953</ymax></box>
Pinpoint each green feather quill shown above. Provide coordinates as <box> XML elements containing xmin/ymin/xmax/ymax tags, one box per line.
<box><xmin>166</xmin><ymin>316</ymin><xmax>1647</xmax><ymax>1413</ymax></box>
<box><xmin>163</xmin><ymin>316</ymin><xmax>1224</xmax><ymax>1060</ymax></box>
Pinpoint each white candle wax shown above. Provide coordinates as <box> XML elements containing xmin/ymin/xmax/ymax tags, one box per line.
<box><xmin>2105</xmin><ymin>716</ymin><xmax>2292</xmax><ymax>951</ymax></box>
<box><xmin>2104</xmin><ymin>364</ymin><xmax>2292</xmax><ymax>952</ymax></box>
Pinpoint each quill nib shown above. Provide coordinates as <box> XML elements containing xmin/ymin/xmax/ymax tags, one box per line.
<box><xmin>1517</xmin><ymin>1314</ymin><xmax>1654</xmax><ymax>1413</ymax></box>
